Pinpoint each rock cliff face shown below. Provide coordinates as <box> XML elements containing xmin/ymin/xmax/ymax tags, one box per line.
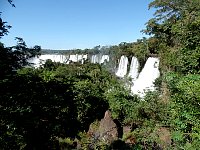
<box><xmin>83</xmin><ymin>111</ymin><xmax>171</xmax><ymax>149</ymax></box>
<box><xmin>98</xmin><ymin>110</ymin><xmax>119</xmax><ymax>143</ymax></box>
<box><xmin>88</xmin><ymin>110</ymin><xmax>119</xmax><ymax>144</ymax></box>
<box><xmin>86</xmin><ymin>110</ymin><xmax>136</xmax><ymax>149</ymax></box>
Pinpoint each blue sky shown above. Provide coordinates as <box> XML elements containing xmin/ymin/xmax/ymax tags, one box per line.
<box><xmin>1</xmin><ymin>0</ymin><xmax>154</xmax><ymax>50</ymax></box>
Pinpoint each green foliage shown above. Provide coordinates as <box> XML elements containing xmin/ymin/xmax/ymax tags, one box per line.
<box><xmin>105</xmin><ymin>85</ymin><xmax>139</xmax><ymax>123</ymax></box>
<box><xmin>144</xmin><ymin>1</ymin><xmax>200</xmax><ymax>147</ymax></box>
<box><xmin>164</xmin><ymin>73</ymin><xmax>200</xmax><ymax>148</ymax></box>
<box><xmin>1</xmin><ymin>0</ymin><xmax>200</xmax><ymax>149</ymax></box>
<box><xmin>0</xmin><ymin>16</ymin><xmax>12</xmax><ymax>38</ymax></box>
<box><xmin>115</xmin><ymin>91</ymin><xmax>171</xmax><ymax>149</ymax></box>
<box><xmin>106</xmin><ymin>83</ymin><xmax>170</xmax><ymax>128</ymax></box>
<box><xmin>0</xmin><ymin>74</ymin><xmax>77</xmax><ymax>149</ymax></box>
<box><xmin>58</xmin><ymin>137</ymin><xmax>77</xmax><ymax>149</ymax></box>
<box><xmin>146</xmin><ymin>0</ymin><xmax>200</xmax><ymax>74</ymax></box>
<box><xmin>1</xmin><ymin>60</ymin><xmax>119</xmax><ymax>148</ymax></box>
<box><xmin>77</xmin><ymin>131</ymin><xmax>109</xmax><ymax>150</ymax></box>
<box><xmin>0</xmin><ymin>38</ymin><xmax>41</xmax><ymax>79</ymax></box>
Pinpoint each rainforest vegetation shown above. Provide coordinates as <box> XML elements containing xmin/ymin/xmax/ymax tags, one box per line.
<box><xmin>0</xmin><ymin>0</ymin><xmax>200</xmax><ymax>149</ymax></box>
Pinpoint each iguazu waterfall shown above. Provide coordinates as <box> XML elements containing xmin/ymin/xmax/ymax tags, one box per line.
<box><xmin>29</xmin><ymin>54</ymin><xmax>68</xmax><ymax>67</ymax></box>
<box><xmin>30</xmin><ymin>54</ymin><xmax>109</xmax><ymax>67</ymax></box>
<box><xmin>100</xmin><ymin>55</ymin><xmax>109</xmax><ymax>64</ymax></box>
<box><xmin>91</xmin><ymin>55</ymin><xmax>101</xmax><ymax>64</ymax></box>
<box><xmin>29</xmin><ymin>54</ymin><xmax>160</xmax><ymax>97</ymax></box>
<box><xmin>91</xmin><ymin>54</ymin><xmax>109</xmax><ymax>64</ymax></box>
<box><xmin>115</xmin><ymin>55</ymin><xmax>128</xmax><ymax>78</ymax></box>
<box><xmin>68</xmin><ymin>54</ymin><xmax>87</xmax><ymax>64</ymax></box>
<box><xmin>131</xmin><ymin>57</ymin><xmax>160</xmax><ymax>97</ymax></box>
<box><xmin>128</xmin><ymin>56</ymin><xmax>139</xmax><ymax>81</ymax></box>
<box><xmin>29</xmin><ymin>54</ymin><xmax>88</xmax><ymax>67</ymax></box>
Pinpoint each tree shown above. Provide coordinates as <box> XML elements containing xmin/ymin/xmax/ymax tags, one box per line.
<box><xmin>0</xmin><ymin>17</ymin><xmax>12</xmax><ymax>38</ymax></box>
<box><xmin>145</xmin><ymin>0</ymin><xmax>200</xmax><ymax>148</ymax></box>
<box><xmin>0</xmin><ymin>38</ymin><xmax>41</xmax><ymax>79</ymax></box>
<box><xmin>0</xmin><ymin>73</ymin><xmax>78</xmax><ymax>149</ymax></box>
<box><xmin>0</xmin><ymin>1</ymin><xmax>41</xmax><ymax>79</ymax></box>
<box><xmin>145</xmin><ymin>0</ymin><xmax>200</xmax><ymax>74</ymax></box>
<box><xmin>0</xmin><ymin>0</ymin><xmax>15</xmax><ymax>38</ymax></box>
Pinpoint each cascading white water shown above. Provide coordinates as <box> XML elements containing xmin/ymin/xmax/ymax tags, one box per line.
<box><xmin>29</xmin><ymin>54</ymin><xmax>160</xmax><ymax>97</ymax></box>
<box><xmin>91</xmin><ymin>55</ymin><xmax>95</xmax><ymax>63</ymax></box>
<box><xmin>81</xmin><ymin>54</ymin><xmax>88</xmax><ymax>64</ymax></box>
<box><xmin>91</xmin><ymin>55</ymin><xmax>109</xmax><ymax>64</ymax></box>
<box><xmin>115</xmin><ymin>55</ymin><xmax>128</xmax><ymax>78</ymax></box>
<box><xmin>29</xmin><ymin>54</ymin><xmax>88</xmax><ymax>67</ymax></box>
<box><xmin>91</xmin><ymin>55</ymin><xmax>101</xmax><ymax>64</ymax></box>
<box><xmin>128</xmin><ymin>56</ymin><xmax>139</xmax><ymax>81</ymax></box>
<box><xmin>100</xmin><ymin>55</ymin><xmax>109</xmax><ymax>64</ymax></box>
<box><xmin>29</xmin><ymin>54</ymin><xmax>68</xmax><ymax>67</ymax></box>
<box><xmin>52</xmin><ymin>55</ymin><xmax>67</xmax><ymax>63</ymax></box>
<box><xmin>68</xmin><ymin>54</ymin><xmax>78</xmax><ymax>62</ymax></box>
<box><xmin>77</xmin><ymin>55</ymin><xmax>83</xmax><ymax>61</ymax></box>
<box><xmin>28</xmin><ymin>57</ymin><xmax>40</xmax><ymax>67</ymax></box>
<box><xmin>131</xmin><ymin>57</ymin><xmax>160</xmax><ymax>97</ymax></box>
<box><xmin>67</xmin><ymin>54</ymin><xmax>88</xmax><ymax>64</ymax></box>
<box><xmin>82</xmin><ymin>55</ymin><xmax>87</xmax><ymax>60</ymax></box>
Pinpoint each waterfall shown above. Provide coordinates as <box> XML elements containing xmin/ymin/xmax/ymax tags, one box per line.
<box><xmin>67</xmin><ymin>54</ymin><xmax>88</xmax><ymax>64</ymax></box>
<box><xmin>82</xmin><ymin>55</ymin><xmax>87</xmax><ymax>60</ymax></box>
<box><xmin>115</xmin><ymin>55</ymin><xmax>128</xmax><ymax>78</ymax></box>
<box><xmin>131</xmin><ymin>57</ymin><xmax>160</xmax><ymax>97</ymax></box>
<box><xmin>29</xmin><ymin>54</ymin><xmax>88</xmax><ymax>67</ymax></box>
<box><xmin>91</xmin><ymin>55</ymin><xmax>96</xmax><ymax>63</ymax></box>
<box><xmin>29</xmin><ymin>54</ymin><xmax>68</xmax><ymax>67</ymax></box>
<box><xmin>100</xmin><ymin>55</ymin><xmax>109</xmax><ymax>64</ymax></box>
<box><xmin>128</xmin><ymin>56</ymin><xmax>139</xmax><ymax>81</ymax></box>
<box><xmin>29</xmin><ymin>54</ymin><xmax>160</xmax><ymax>97</ymax></box>
<box><xmin>81</xmin><ymin>54</ymin><xmax>88</xmax><ymax>64</ymax></box>
<box><xmin>91</xmin><ymin>55</ymin><xmax>101</xmax><ymax>64</ymax></box>
<box><xmin>52</xmin><ymin>55</ymin><xmax>67</xmax><ymax>63</ymax></box>
<box><xmin>91</xmin><ymin>55</ymin><xmax>109</xmax><ymax>64</ymax></box>
<box><xmin>77</xmin><ymin>55</ymin><xmax>83</xmax><ymax>61</ymax></box>
<box><xmin>29</xmin><ymin>56</ymin><xmax>40</xmax><ymax>67</ymax></box>
<box><xmin>68</xmin><ymin>54</ymin><xmax>78</xmax><ymax>62</ymax></box>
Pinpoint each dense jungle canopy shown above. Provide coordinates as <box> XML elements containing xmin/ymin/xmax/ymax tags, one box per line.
<box><xmin>0</xmin><ymin>0</ymin><xmax>200</xmax><ymax>149</ymax></box>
